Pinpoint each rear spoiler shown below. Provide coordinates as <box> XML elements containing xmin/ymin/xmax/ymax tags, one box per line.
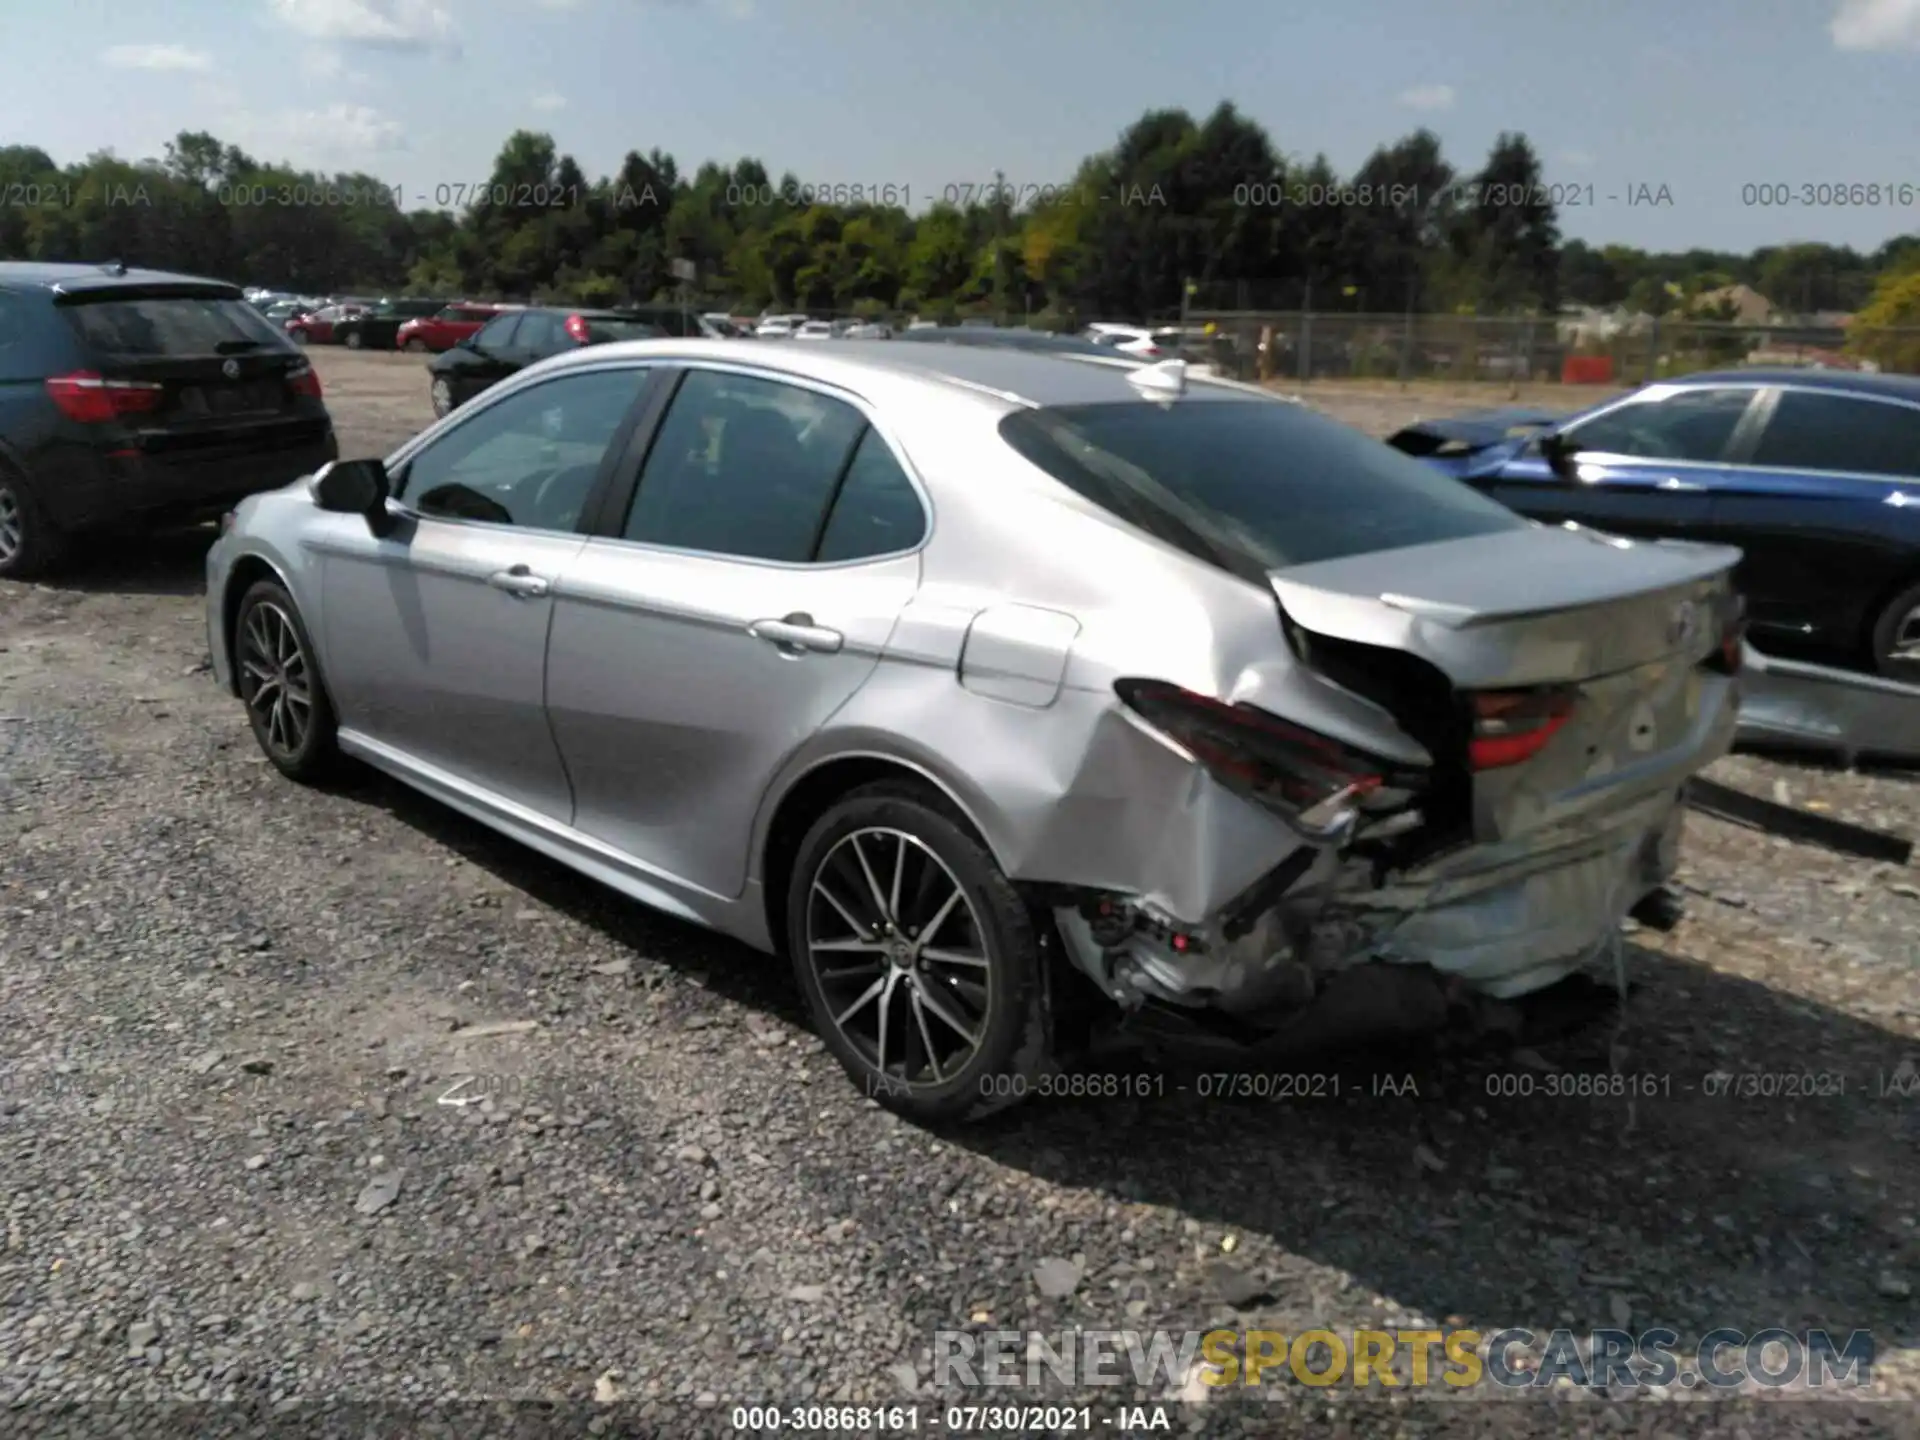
<box><xmin>1386</xmin><ymin>407</ymin><xmax>1569</xmax><ymax>458</ymax></box>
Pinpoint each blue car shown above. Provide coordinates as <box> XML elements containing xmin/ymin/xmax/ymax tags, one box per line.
<box><xmin>1387</xmin><ymin>370</ymin><xmax>1920</xmax><ymax>683</ymax></box>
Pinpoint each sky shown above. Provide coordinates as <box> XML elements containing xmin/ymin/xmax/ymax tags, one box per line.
<box><xmin>5</xmin><ymin>0</ymin><xmax>1920</xmax><ymax>255</ymax></box>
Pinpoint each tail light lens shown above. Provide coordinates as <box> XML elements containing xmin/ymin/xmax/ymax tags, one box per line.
<box><xmin>45</xmin><ymin>371</ymin><xmax>163</xmax><ymax>424</ymax></box>
<box><xmin>564</xmin><ymin>313</ymin><xmax>592</xmax><ymax>344</ymax></box>
<box><xmin>286</xmin><ymin>362</ymin><xmax>323</xmax><ymax>399</ymax></box>
<box><xmin>1468</xmin><ymin>688</ymin><xmax>1576</xmax><ymax>771</ymax></box>
<box><xmin>1116</xmin><ymin>678</ymin><xmax>1384</xmax><ymax>814</ymax></box>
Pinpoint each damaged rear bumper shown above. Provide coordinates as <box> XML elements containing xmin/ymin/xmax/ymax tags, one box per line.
<box><xmin>1050</xmin><ymin>782</ymin><xmax>1687</xmax><ymax>1027</ymax></box>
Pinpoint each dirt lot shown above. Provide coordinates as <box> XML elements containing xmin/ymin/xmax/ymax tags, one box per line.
<box><xmin>1</xmin><ymin>348</ymin><xmax>1916</xmax><ymax>1433</ymax></box>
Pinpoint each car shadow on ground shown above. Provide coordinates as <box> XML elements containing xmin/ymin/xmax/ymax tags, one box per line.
<box><xmin>50</xmin><ymin>523</ymin><xmax>215</xmax><ymax>597</ymax></box>
<box><xmin>326</xmin><ymin>762</ymin><xmax>1920</xmax><ymax>1368</ymax></box>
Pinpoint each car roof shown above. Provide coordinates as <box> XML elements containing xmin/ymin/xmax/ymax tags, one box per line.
<box><xmin>1678</xmin><ymin>367</ymin><xmax>1920</xmax><ymax>400</ymax></box>
<box><xmin>541</xmin><ymin>336</ymin><xmax>1268</xmax><ymax>409</ymax></box>
<box><xmin>898</xmin><ymin>329</ymin><xmax>1127</xmax><ymax>359</ymax></box>
<box><xmin>0</xmin><ymin>261</ymin><xmax>239</xmax><ymax>296</ymax></box>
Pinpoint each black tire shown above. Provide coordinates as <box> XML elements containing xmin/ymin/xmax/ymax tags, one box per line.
<box><xmin>0</xmin><ymin>469</ymin><xmax>68</xmax><ymax>580</ymax></box>
<box><xmin>1870</xmin><ymin>580</ymin><xmax>1920</xmax><ymax>685</ymax></box>
<box><xmin>404</xmin><ymin>338</ymin><xmax>429</xmax><ymax>354</ymax></box>
<box><xmin>233</xmin><ymin>579</ymin><xmax>339</xmax><ymax>783</ymax></box>
<box><xmin>786</xmin><ymin>781</ymin><xmax>1049</xmax><ymax>1124</ymax></box>
<box><xmin>344</xmin><ymin>329</ymin><xmax>364</xmax><ymax>350</ymax></box>
<box><xmin>291</xmin><ymin>329</ymin><xmax>308</xmax><ymax>345</ymax></box>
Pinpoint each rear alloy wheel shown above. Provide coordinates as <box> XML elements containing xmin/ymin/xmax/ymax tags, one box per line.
<box><xmin>235</xmin><ymin>580</ymin><xmax>338</xmax><ymax>782</ymax></box>
<box><xmin>788</xmin><ymin>783</ymin><xmax>1049</xmax><ymax>1123</ymax></box>
<box><xmin>1870</xmin><ymin>580</ymin><xmax>1920</xmax><ymax>685</ymax></box>
<box><xmin>0</xmin><ymin>472</ymin><xmax>67</xmax><ymax>580</ymax></box>
<box><xmin>430</xmin><ymin>377</ymin><xmax>454</xmax><ymax>418</ymax></box>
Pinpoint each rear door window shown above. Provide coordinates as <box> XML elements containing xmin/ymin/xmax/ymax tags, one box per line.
<box><xmin>998</xmin><ymin>397</ymin><xmax>1526</xmax><ymax>579</ymax></box>
<box><xmin>1750</xmin><ymin>390</ymin><xmax>1920</xmax><ymax>479</ymax></box>
<box><xmin>513</xmin><ymin>312</ymin><xmax>565</xmax><ymax>355</ymax></box>
<box><xmin>62</xmin><ymin>295</ymin><xmax>288</xmax><ymax>358</ymax></box>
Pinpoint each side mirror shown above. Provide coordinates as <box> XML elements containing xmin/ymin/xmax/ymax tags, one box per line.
<box><xmin>1539</xmin><ymin>431</ymin><xmax>1580</xmax><ymax>478</ymax></box>
<box><xmin>312</xmin><ymin>458</ymin><xmax>396</xmax><ymax>537</ymax></box>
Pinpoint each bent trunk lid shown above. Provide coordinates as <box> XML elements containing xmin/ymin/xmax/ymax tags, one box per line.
<box><xmin>1268</xmin><ymin>524</ymin><xmax>1739</xmax><ymax>690</ymax></box>
<box><xmin>1269</xmin><ymin>525</ymin><xmax>1743</xmax><ymax>844</ymax></box>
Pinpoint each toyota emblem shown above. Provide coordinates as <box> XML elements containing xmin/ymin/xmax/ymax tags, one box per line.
<box><xmin>1667</xmin><ymin>600</ymin><xmax>1699</xmax><ymax>647</ymax></box>
<box><xmin>221</xmin><ymin>358</ymin><xmax>241</xmax><ymax>380</ymax></box>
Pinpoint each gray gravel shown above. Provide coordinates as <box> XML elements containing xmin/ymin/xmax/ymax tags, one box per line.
<box><xmin>1</xmin><ymin>356</ymin><xmax>1918</xmax><ymax>1435</ymax></box>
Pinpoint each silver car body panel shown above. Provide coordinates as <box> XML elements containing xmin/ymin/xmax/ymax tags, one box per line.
<box><xmin>207</xmin><ymin>338</ymin><xmax>1742</xmax><ymax>1025</ymax></box>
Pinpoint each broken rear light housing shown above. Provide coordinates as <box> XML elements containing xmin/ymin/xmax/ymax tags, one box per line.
<box><xmin>1468</xmin><ymin>688</ymin><xmax>1576</xmax><ymax>771</ymax></box>
<box><xmin>1706</xmin><ymin>613</ymin><xmax>1746</xmax><ymax>675</ymax></box>
<box><xmin>1114</xmin><ymin>678</ymin><xmax>1389</xmax><ymax>814</ymax></box>
<box><xmin>286</xmin><ymin>361</ymin><xmax>322</xmax><ymax>399</ymax></box>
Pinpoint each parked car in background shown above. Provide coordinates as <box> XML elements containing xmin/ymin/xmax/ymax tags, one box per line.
<box><xmin>285</xmin><ymin>303</ymin><xmax>369</xmax><ymax>346</ymax></box>
<box><xmin>755</xmin><ymin>317</ymin><xmax>796</xmax><ymax>338</ymax></box>
<box><xmin>396</xmin><ymin>302</ymin><xmax>520</xmax><ymax>354</ymax></box>
<box><xmin>425</xmin><ymin>307</ymin><xmax>664</xmax><ymax>417</ymax></box>
<box><xmin>794</xmin><ymin>321</ymin><xmax>836</xmax><ymax>340</ymax></box>
<box><xmin>259</xmin><ymin>299</ymin><xmax>312</xmax><ymax>327</ymax></box>
<box><xmin>842</xmin><ymin>321</ymin><xmax>893</xmax><ymax>339</ymax></box>
<box><xmin>206</xmin><ymin>338</ymin><xmax>1740</xmax><ymax>1119</ymax></box>
<box><xmin>331</xmin><ymin>297</ymin><xmax>450</xmax><ymax>352</ymax></box>
<box><xmin>0</xmin><ymin>262</ymin><xmax>335</xmax><ymax>578</ymax></box>
<box><xmin>1387</xmin><ymin>369</ymin><xmax>1920</xmax><ymax>683</ymax></box>
<box><xmin>1084</xmin><ymin>324</ymin><xmax>1174</xmax><ymax>359</ymax></box>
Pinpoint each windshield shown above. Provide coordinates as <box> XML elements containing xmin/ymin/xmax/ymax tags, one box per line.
<box><xmin>999</xmin><ymin>397</ymin><xmax>1527</xmax><ymax>581</ymax></box>
<box><xmin>62</xmin><ymin>294</ymin><xmax>291</xmax><ymax>358</ymax></box>
<box><xmin>583</xmin><ymin>318</ymin><xmax>664</xmax><ymax>342</ymax></box>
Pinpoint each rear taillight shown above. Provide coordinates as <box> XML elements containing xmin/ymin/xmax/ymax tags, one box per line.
<box><xmin>45</xmin><ymin>371</ymin><xmax>163</xmax><ymax>424</ymax></box>
<box><xmin>564</xmin><ymin>313</ymin><xmax>591</xmax><ymax>344</ymax></box>
<box><xmin>1468</xmin><ymin>689</ymin><xmax>1576</xmax><ymax>771</ymax></box>
<box><xmin>286</xmin><ymin>362</ymin><xmax>323</xmax><ymax>399</ymax></box>
<box><xmin>1141</xmin><ymin>345</ymin><xmax>1161</xmax><ymax>357</ymax></box>
<box><xmin>1116</xmin><ymin>678</ymin><xmax>1384</xmax><ymax>814</ymax></box>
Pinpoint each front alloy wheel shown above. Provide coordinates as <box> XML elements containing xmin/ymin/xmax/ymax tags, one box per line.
<box><xmin>344</xmin><ymin>330</ymin><xmax>364</xmax><ymax>350</ymax></box>
<box><xmin>788</xmin><ymin>783</ymin><xmax>1048</xmax><ymax>1123</ymax></box>
<box><xmin>430</xmin><ymin>377</ymin><xmax>453</xmax><ymax>417</ymax></box>
<box><xmin>235</xmin><ymin>580</ymin><xmax>337</xmax><ymax>781</ymax></box>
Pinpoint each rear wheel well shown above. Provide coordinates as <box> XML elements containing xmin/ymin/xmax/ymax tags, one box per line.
<box><xmin>759</xmin><ymin>757</ymin><xmax>992</xmax><ymax>958</ymax></box>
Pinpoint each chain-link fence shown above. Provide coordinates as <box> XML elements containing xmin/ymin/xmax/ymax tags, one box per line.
<box><xmin>1184</xmin><ymin>312</ymin><xmax>1920</xmax><ymax>386</ymax></box>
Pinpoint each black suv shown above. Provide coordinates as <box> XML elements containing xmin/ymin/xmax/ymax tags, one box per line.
<box><xmin>427</xmin><ymin>306</ymin><xmax>665</xmax><ymax>416</ymax></box>
<box><xmin>0</xmin><ymin>262</ymin><xmax>338</xmax><ymax>578</ymax></box>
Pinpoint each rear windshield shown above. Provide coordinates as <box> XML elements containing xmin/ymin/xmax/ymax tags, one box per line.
<box><xmin>63</xmin><ymin>295</ymin><xmax>290</xmax><ymax>359</ymax></box>
<box><xmin>998</xmin><ymin>398</ymin><xmax>1527</xmax><ymax>579</ymax></box>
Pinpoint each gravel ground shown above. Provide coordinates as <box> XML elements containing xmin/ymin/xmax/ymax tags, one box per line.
<box><xmin>1</xmin><ymin>350</ymin><xmax>1917</xmax><ymax>1436</ymax></box>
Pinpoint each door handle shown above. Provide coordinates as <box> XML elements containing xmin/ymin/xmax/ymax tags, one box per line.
<box><xmin>749</xmin><ymin>612</ymin><xmax>844</xmax><ymax>655</ymax></box>
<box><xmin>487</xmin><ymin>565</ymin><xmax>551</xmax><ymax>599</ymax></box>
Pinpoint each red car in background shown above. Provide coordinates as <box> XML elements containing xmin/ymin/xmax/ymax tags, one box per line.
<box><xmin>395</xmin><ymin>302</ymin><xmax>521</xmax><ymax>353</ymax></box>
<box><xmin>284</xmin><ymin>303</ymin><xmax>367</xmax><ymax>345</ymax></box>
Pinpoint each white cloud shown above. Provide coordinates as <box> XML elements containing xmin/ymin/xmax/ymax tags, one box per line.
<box><xmin>301</xmin><ymin>48</ymin><xmax>367</xmax><ymax>81</ymax></box>
<box><xmin>1560</xmin><ymin>149</ymin><xmax>1596</xmax><ymax>169</ymax></box>
<box><xmin>101</xmin><ymin>43</ymin><xmax>213</xmax><ymax>71</ymax></box>
<box><xmin>532</xmin><ymin>0</ymin><xmax>583</xmax><ymax>8</ymax></box>
<box><xmin>1397</xmin><ymin>83</ymin><xmax>1455</xmax><ymax>112</ymax></box>
<box><xmin>268</xmin><ymin>0</ymin><xmax>457</xmax><ymax>52</ymax></box>
<box><xmin>229</xmin><ymin>102</ymin><xmax>409</xmax><ymax>161</ymax></box>
<box><xmin>531</xmin><ymin>92</ymin><xmax>568</xmax><ymax>111</ymax></box>
<box><xmin>1832</xmin><ymin>0</ymin><xmax>1920</xmax><ymax>48</ymax></box>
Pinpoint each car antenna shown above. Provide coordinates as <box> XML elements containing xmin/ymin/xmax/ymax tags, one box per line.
<box><xmin>1126</xmin><ymin>357</ymin><xmax>1187</xmax><ymax>399</ymax></box>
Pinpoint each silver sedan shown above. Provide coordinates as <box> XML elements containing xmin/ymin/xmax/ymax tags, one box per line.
<box><xmin>205</xmin><ymin>341</ymin><xmax>1746</xmax><ymax>1121</ymax></box>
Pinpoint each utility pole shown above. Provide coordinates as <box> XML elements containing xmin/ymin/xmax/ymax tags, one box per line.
<box><xmin>992</xmin><ymin>168</ymin><xmax>1008</xmax><ymax>324</ymax></box>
